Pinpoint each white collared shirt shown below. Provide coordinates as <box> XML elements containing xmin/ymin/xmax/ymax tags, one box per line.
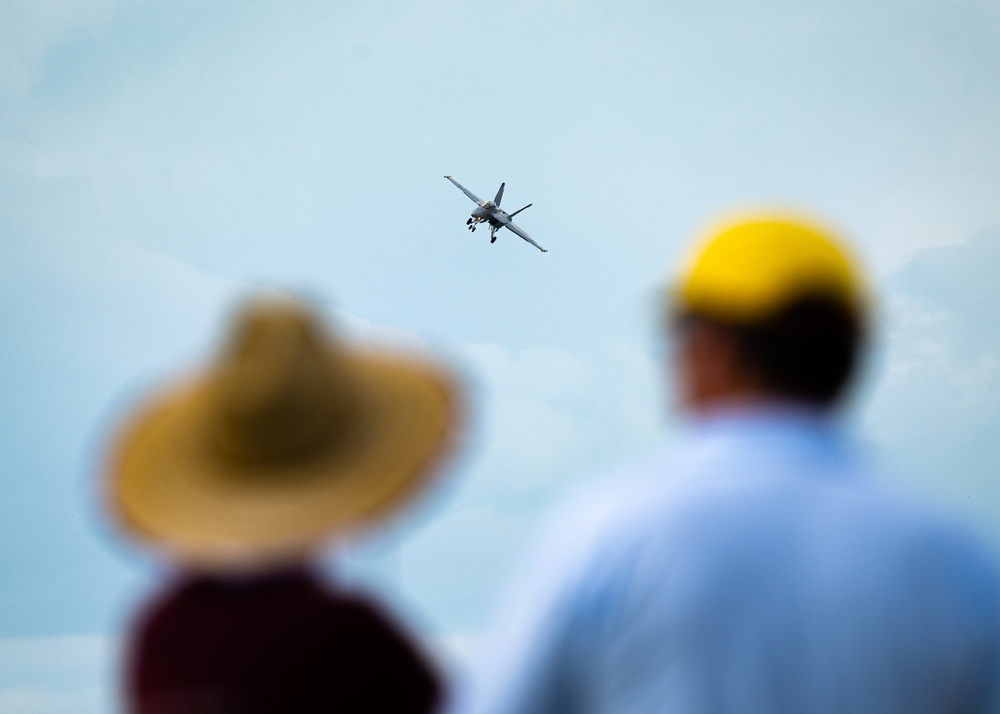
<box><xmin>455</xmin><ymin>408</ymin><xmax>1000</xmax><ymax>714</ymax></box>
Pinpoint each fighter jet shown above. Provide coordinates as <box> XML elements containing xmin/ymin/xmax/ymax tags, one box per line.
<box><xmin>444</xmin><ymin>176</ymin><xmax>547</xmax><ymax>253</ymax></box>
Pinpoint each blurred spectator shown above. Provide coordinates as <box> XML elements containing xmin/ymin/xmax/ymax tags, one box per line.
<box><xmin>455</xmin><ymin>215</ymin><xmax>1000</xmax><ymax>714</ymax></box>
<box><xmin>105</xmin><ymin>298</ymin><xmax>460</xmax><ymax>713</ymax></box>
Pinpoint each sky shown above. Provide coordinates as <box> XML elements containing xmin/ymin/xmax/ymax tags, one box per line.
<box><xmin>1</xmin><ymin>0</ymin><xmax>999</xmax><ymax>710</ymax></box>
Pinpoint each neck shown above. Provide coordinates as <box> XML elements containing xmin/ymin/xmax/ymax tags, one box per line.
<box><xmin>682</xmin><ymin>397</ymin><xmax>834</xmax><ymax>424</ymax></box>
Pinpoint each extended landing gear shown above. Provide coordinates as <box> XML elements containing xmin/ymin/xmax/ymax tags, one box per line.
<box><xmin>490</xmin><ymin>235</ymin><xmax>497</xmax><ymax>243</ymax></box>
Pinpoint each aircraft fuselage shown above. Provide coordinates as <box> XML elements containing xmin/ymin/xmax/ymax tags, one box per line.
<box><xmin>471</xmin><ymin>202</ymin><xmax>509</xmax><ymax>227</ymax></box>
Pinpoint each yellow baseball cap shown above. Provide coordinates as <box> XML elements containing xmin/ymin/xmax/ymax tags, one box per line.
<box><xmin>673</xmin><ymin>213</ymin><xmax>868</xmax><ymax>324</ymax></box>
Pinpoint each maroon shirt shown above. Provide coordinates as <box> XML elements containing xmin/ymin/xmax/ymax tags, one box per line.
<box><xmin>126</xmin><ymin>570</ymin><xmax>441</xmax><ymax>713</ymax></box>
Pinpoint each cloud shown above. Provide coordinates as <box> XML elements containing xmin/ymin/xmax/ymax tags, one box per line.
<box><xmin>456</xmin><ymin>341</ymin><xmax>662</xmax><ymax>500</ymax></box>
<box><xmin>329</xmin><ymin>338</ymin><xmax>663</xmax><ymax>645</ymax></box>
<box><xmin>862</xmin><ymin>228</ymin><xmax>1000</xmax><ymax>535</ymax></box>
<box><xmin>0</xmin><ymin>688</ymin><xmax>105</xmax><ymax>714</ymax></box>
<box><xmin>0</xmin><ymin>0</ymin><xmax>121</xmax><ymax>96</ymax></box>
<box><xmin>0</xmin><ymin>635</ymin><xmax>117</xmax><ymax>714</ymax></box>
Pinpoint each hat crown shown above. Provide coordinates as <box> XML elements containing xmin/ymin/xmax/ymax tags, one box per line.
<box><xmin>209</xmin><ymin>302</ymin><xmax>354</xmax><ymax>464</ymax></box>
<box><xmin>675</xmin><ymin>214</ymin><xmax>867</xmax><ymax>324</ymax></box>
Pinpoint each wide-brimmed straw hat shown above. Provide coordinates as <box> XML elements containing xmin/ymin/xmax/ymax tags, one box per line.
<box><xmin>108</xmin><ymin>298</ymin><xmax>460</xmax><ymax>571</ymax></box>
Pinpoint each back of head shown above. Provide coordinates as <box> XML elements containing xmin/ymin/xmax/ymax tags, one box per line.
<box><xmin>669</xmin><ymin>215</ymin><xmax>869</xmax><ymax>408</ymax></box>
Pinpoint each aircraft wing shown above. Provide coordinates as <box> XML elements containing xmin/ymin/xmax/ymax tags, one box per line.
<box><xmin>444</xmin><ymin>176</ymin><xmax>483</xmax><ymax>204</ymax></box>
<box><xmin>505</xmin><ymin>221</ymin><xmax>548</xmax><ymax>253</ymax></box>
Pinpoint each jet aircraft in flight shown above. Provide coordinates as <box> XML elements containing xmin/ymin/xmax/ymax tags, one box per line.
<box><xmin>444</xmin><ymin>176</ymin><xmax>547</xmax><ymax>253</ymax></box>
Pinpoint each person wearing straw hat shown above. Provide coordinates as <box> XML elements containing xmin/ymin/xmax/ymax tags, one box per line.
<box><xmin>106</xmin><ymin>297</ymin><xmax>459</xmax><ymax>713</ymax></box>
<box><xmin>454</xmin><ymin>215</ymin><xmax>1000</xmax><ymax>714</ymax></box>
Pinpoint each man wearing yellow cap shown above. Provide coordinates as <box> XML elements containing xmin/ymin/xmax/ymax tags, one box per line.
<box><xmin>455</xmin><ymin>215</ymin><xmax>1000</xmax><ymax>714</ymax></box>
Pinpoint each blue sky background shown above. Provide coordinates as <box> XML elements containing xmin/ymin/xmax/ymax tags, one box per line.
<box><xmin>1</xmin><ymin>0</ymin><xmax>999</xmax><ymax>711</ymax></box>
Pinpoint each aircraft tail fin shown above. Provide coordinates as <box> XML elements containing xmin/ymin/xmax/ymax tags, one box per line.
<box><xmin>494</xmin><ymin>182</ymin><xmax>505</xmax><ymax>206</ymax></box>
<box><xmin>509</xmin><ymin>203</ymin><xmax>532</xmax><ymax>218</ymax></box>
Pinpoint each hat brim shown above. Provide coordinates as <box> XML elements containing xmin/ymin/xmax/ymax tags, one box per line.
<box><xmin>109</xmin><ymin>352</ymin><xmax>459</xmax><ymax>571</ymax></box>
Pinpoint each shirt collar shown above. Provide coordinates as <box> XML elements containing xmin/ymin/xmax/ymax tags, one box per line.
<box><xmin>678</xmin><ymin>401</ymin><xmax>853</xmax><ymax>467</ymax></box>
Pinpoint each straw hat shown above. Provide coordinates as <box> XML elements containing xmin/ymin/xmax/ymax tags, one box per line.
<box><xmin>108</xmin><ymin>298</ymin><xmax>460</xmax><ymax>571</ymax></box>
<box><xmin>673</xmin><ymin>214</ymin><xmax>868</xmax><ymax>324</ymax></box>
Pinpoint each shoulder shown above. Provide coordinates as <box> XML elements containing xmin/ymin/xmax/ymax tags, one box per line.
<box><xmin>509</xmin><ymin>445</ymin><xmax>693</xmax><ymax>606</ymax></box>
<box><xmin>321</xmin><ymin>589</ymin><xmax>418</xmax><ymax>641</ymax></box>
<box><xmin>528</xmin><ymin>441</ymin><xmax>1000</xmax><ymax>605</ymax></box>
<box><xmin>307</xmin><ymin>589</ymin><xmax>443</xmax><ymax>711</ymax></box>
<box><xmin>128</xmin><ymin>576</ymin><xmax>205</xmax><ymax>643</ymax></box>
